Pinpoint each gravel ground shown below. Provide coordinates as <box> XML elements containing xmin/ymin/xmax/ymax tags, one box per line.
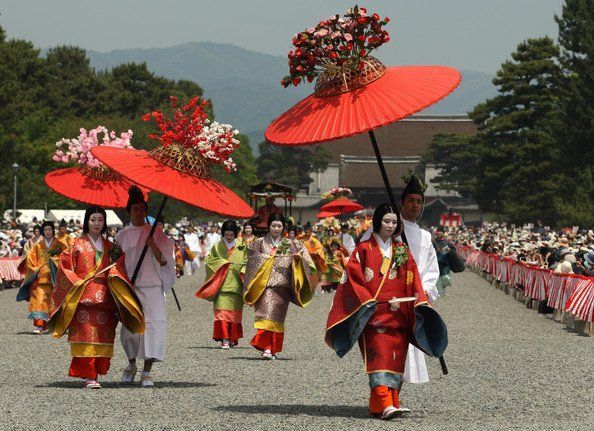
<box><xmin>1</xmin><ymin>268</ymin><xmax>592</xmax><ymax>431</ymax></box>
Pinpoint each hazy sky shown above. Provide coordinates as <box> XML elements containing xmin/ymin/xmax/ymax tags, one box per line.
<box><xmin>1</xmin><ymin>0</ymin><xmax>563</xmax><ymax>73</ymax></box>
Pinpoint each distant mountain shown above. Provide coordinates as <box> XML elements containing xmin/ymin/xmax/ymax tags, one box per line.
<box><xmin>85</xmin><ymin>42</ymin><xmax>497</xmax><ymax>151</ymax></box>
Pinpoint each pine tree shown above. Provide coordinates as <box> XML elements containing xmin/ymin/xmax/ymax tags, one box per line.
<box><xmin>469</xmin><ymin>37</ymin><xmax>562</xmax><ymax>224</ymax></box>
<box><xmin>553</xmin><ymin>0</ymin><xmax>594</xmax><ymax>226</ymax></box>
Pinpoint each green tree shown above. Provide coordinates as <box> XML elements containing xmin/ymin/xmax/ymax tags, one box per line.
<box><xmin>256</xmin><ymin>142</ymin><xmax>332</xmax><ymax>190</ymax></box>
<box><xmin>421</xmin><ymin>133</ymin><xmax>478</xmax><ymax>198</ymax></box>
<box><xmin>42</xmin><ymin>46</ymin><xmax>105</xmax><ymax>117</ymax></box>
<box><xmin>469</xmin><ymin>37</ymin><xmax>562</xmax><ymax>224</ymax></box>
<box><xmin>553</xmin><ymin>0</ymin><xmax>594</xmax><ymax>226</ymax></box>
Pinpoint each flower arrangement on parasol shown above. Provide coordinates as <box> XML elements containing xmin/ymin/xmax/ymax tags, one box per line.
<box><xmin>321</xmin><ymin>187</ymin><xmax>353</xmax><ymax>201</ymax></box>
<box><xmin>92</xmin><ymin>96</ymin><xmax>253</xmax><ymax>307</ymax></box>
<box><xmin>281</xmin><ymin>5</ymin><xmax>390</xmax><ymax>92</ymax></box>
<box><xmin>267</xmin><ymin>4</ymin><xmax>459</xmax><ymax>376</ymax></box>
<box><xmin>45</xmin><ymin>126</ymin><xmax>147</xmax><ymax>208</ymax></box>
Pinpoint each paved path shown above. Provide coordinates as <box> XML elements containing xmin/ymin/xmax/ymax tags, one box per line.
<box><xmin>1</xmin><ymin>269</ymin><xmax>592</xmax><ymax>430</ymax></box>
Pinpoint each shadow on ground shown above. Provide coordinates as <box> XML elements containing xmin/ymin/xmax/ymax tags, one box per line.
<box><xmin>37</xmin><ymin>381</ymin><xmax>217</xmax><ymax>389</ymax></box>
<box><xmin>226</xmin><ymin>356</ymin><xmax>294</xmax><ymax>361</ymax></box>
<box><xmin>213</xmin><ymin>404</ymin><xmax>372</xmax><ymax>419</ymax></box>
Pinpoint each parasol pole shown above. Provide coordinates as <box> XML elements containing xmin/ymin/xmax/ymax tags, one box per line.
<box><xmin>368</xmin><ymin>130</ymin><xmax>448</xmax><ymax>375</ymax></box>
<box><xmin>368</xmin><ymin>130</ymin><xmax>398</xmax><ymax>210</ymax></box>
<box><xmin>130</xmin><ymin>196</ymin><xmax>182</xmax><ymax>312</ymax></box>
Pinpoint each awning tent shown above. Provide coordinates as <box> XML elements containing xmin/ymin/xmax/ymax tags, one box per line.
<box><xmin>2</xmin><ymin>209</ymin><xmax>46</xmax><ymax>224</ymax></box>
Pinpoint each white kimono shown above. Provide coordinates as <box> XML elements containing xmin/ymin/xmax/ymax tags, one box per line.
<box><xmin>339</xmin><ymin>232</ymin><xmax>356</xmax><ymax>255</ymax></box>
<box><xmin>183</xmin><ymin>232</ymin><xmax>200</xmax><ymax>274</ymax></box>
<box><xmin>400</xmin><ymin>219</ymin><xmax>439</xmax><ymax>384</ymax></box>
<box><xmin>116</xmin><ymin>224</ymin><xmax>175</xmax><ymax>362</ymax></box>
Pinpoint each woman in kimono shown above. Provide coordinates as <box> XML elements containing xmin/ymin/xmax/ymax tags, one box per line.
<box><xmin>19</xmin><ymin>221</ymin><xmax>66</xmax><ymax>334</ymax></box>
<box><xmin>242</xmin><ymin>222</ymin><xmax>256</xmax><ymax>247</ymax></box>
<box><xmin>196</xmin><ymin>220</ymin><xmax>248</xmax><ymax>349</ymax></box>
<box><xmin>321</xmin><ymin>238</ymin><xmax>348</xmax><ymax>293</ymax></box>
<box><xmin>243</xmin><ymin>213</ymin><xmax>315</xmax><ymax>360</ymax></box>
<box><xmin>325</xmin><ymin>203</ymin><xmax>429</xmax><ymax>420</ymax></box>
<box><xmin>48</xmin><ymin>206</ymin><xmax>145</xmax><ymax>389</ymax></box>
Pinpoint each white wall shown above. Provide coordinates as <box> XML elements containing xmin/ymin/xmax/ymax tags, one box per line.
<box><xmin>308</xmin><ymin>164</ymin><xmax>339</xmax><ymax>195</ymax></box>
<box><xmin>424</xmin><ymin>164</ymin><xmax>460</xmax><ymax>197</ymax></box>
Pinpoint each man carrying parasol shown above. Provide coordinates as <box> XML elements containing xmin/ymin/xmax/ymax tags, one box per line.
<box><xmin>118</xmin><ymin>186</ymin><xmax>176</xmax><ymax>387</ymax></box>
<box><xmin>398</xmin><ymin>172</ymin><xmax>440</xmax><ymax>389</ymax></box>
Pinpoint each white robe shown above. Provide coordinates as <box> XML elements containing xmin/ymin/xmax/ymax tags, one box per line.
<box><xmin>183</xmin><ymin>232</ymin><xmax>200</xmax><ymax>274</ymax></box>
<box><xmin>339</xmin><ymin>232</ymin><xmax>356</xmax><ymax>255</ymax></box>
<box><xmin>400</xmin><ymin>220</ymin><xmax>440</xmax><ymax>384</ymax></box>
<box><xmin>116</xmin><ymin>224</ymin><xmax>175</xmax><ymax>361</ymax></box>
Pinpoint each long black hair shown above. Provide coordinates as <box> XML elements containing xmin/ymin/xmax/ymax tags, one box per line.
<box><xmin>372</xmin><ymin>202</ymin><xmax>402</xmax><ymax>235</ymax></box>
<box><xmin>267</xmin><ymin>213</ymin><xmax>285</xmax><ymax>228</ymax></box>
<box><xmin>221</xmin><ymin>220</ymin><xmax>239</xmax><ymax>238</ymax></box>
<box><xmin>83</xmin><ymin>206</ymin><xmax>107</xmax><ymax>234</ymax></box>
<box><xmin>41</xmin><ymin>221</ymin><xmax>55</xmax><ymax>237</ymax></box>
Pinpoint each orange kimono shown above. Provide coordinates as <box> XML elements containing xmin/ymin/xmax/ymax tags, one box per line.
<box><xmin>49</xmin><ymin>235</ymin><xmax>145</xmax><ymax>380</ymax></box>
<box><xmin>56</xmin><ymin>232</ymin><xmax>74</xmax><ymax>250</ymax></box>
<box><xmin>23</xmin><ymin>238</ymin><xmax>66</xmax><ymax>328</ymax></box>
<box><xmin>301</xmin><ymin>234</ymin><xmax>327</xmax><ymax>276</ymax></box>
<box><xmin>325</xmin><ymin>235</ymin><xmax>428</xmax><ymax>415</ymax></box>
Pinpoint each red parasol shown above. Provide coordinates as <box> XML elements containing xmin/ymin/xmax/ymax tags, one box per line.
<box><xmin>91</xmin><ymin>147</ymin><xmax>254</xmax><ymax>218</ymax></box>
<box><xmin>266</xmin><ymin>6</ymin><xmax>455</xmax><ymax>374</ymax></box>
<box><xmin>266</xmin><ymin>65</ymin><xmax>461</xmax><ymax>146</ymax></box>
<box><xmin>46</xmin><ymin>126</ymin><xmax>149</xmax><ymax>208</ymax></box>
<box><xmin>316</xmin><ymin>210</ymin><xmax>340</xmax><ymax>219</ymax></box>
<box><xmin>45</xmin><ymin>166</ymin><xmax>146</xmax><ymax>208</ymax></box>
<box><xmin>92</xmin><ymin>96</ymin><xmax>254</xmax><ymax>288</ymax></box>
<box><xmin>265</xmin><ymin>8</ymin><xmax>461</xmax><ymax>216</ymax></box>
<box><xmin>320</xmin><ymin>197</ymin><xmax>364</xmax><ymax>215</ymax></box>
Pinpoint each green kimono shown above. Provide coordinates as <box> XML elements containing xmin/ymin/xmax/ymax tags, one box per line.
<box><xmin>196</xmin><ymin>239</ymin><xmax>248</xmax><ymax>343</ymax></box>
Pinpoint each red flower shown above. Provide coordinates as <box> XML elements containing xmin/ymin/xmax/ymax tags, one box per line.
<box><xmin>360</xmin><ymin>49</ymin><xmax>367</xmax><ymax>57</ymax></box>
<box><xmin>141</xmin><ymin>113</ymin><xmax>151</xmax><ymax>122</ymax></box>
<box><xmin>372</xmin><ymin>13</ymin><xmax>380</xmax><ymax>21</ymax></box>
<box><xmin>357</xmin><ymin>35</ymin><xmax>366</xmax><ymax>42</ymax></box>
<box><xmin>307</xmin><ymin>75</ymin><xmax>314</xmax><ymax>83</ymax></box>
<box><xmin>384</xmin><ymin>16</ymin><xmax>390</xmax><ymax>23</ymax></box>
<box><xmin>360</xmin><ymin>7</ymin><xmax>367</xmax><ymax>14</ymax></box>
<box><xmin>384</xmin><ymin>35</ymin><xmax>390</xmax><ymax>43</ymax></box>
<box><xmin>292</xmin><ymin>78</ymin><xmax>300</xmax><ymax>86</ymax></box>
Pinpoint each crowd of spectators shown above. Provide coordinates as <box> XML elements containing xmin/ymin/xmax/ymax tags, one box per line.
<box><xmin>450</xmin><ymin>222</ymin><xmax>594</xmax><ymax>277</ymax></box>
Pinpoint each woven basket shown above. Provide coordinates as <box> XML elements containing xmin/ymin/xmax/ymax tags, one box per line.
<box><xmin>149</xmin><ymin>144</ymin><xmax>210</xmax><ymax>179</ymax></box>
<box><xmin>315</xmin><ymin>56</ymin><xmax>387</xmax><ymax>97</ymax></box>
<box><xmin>80</xmin><ymin>165</ymin><xmax>121</xmax><ymax>181</ymax></box>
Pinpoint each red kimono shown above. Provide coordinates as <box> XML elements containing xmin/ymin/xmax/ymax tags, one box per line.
<box><xmin>325</xmin><ymin>235</ymin><xmax>428</xmax><ymax>415</ymax></box>
<box><xmin>49</xmin><ymin>235</ymin><xmax>145</xmax><ymax>380</ymax></box>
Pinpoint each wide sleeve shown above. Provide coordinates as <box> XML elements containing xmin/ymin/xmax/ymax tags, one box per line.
<box><xmin>291</xmin><ymin>240</ymin><xmax>314</xmax><ymax>307</ymax></box>
<box><xmin>422</xmin><ymin>237</ymin><xmax>440</xmax><ymax>302</ymax></box>
<box><xmin>205</xmin><ymin>241</ymin><xmax>226</xmax><ymax>280</ymax></box>
<box><xmin>325</xmin><ymin>243</ymin><xmax>376</xmax><ymax>357</ymax></box>
<box><xmin>156</xmin><ymin>229</ymin><xmax>176</xmax><ymax>294</ymax></box>
<box><xmin>26</xmin><ymin>243</ymin><xmax>44</xmax><ymax>273</ymax></box>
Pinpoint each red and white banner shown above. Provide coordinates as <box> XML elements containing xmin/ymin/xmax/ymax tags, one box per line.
<box><xmin>0</xmin><ymin>257</ymin><xmax>23</xmax><ymax>282</ymax></box>
<box><xmin>456</xmin><ymin>245</ymin><xmax>594</xmax><ymax>322</ymax></box>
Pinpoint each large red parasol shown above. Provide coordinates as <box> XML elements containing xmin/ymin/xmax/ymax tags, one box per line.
<box><xmin>266</xmin><ymin>6</ymin><xmax>455</xmax><ymax>374</ymax></box>
<box><xmin>265</xmin><ymin>8</ymin><xmax>461</xmax><ymax>216</ymax></box>
<box><xmin>92</xmin><ymin>96</ymin><xmax>254</xmax><ymax>287</ymax></box>
<box><xmin>46</xmin><ymin>126</ymin><xmax>148</xmax><ymax>208</ymax></box>
<box><xmin>45</xmin><ymin>166</ymin><xmax>146</xmax><ymax>208</ymax></box>
<box><xmin>266</xmin><ymin>65</ymin><xmax>461</xmax><ymax>146</ymax></box>
<box><xmin>320</xmin><ymin>197</ymin><xmax>364</xmax><ymax>215</ymax></box>
<box><xmin>91</xmin><ymin>147</ymin><xmax>253</xmax><ymax>218</ymax></box>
